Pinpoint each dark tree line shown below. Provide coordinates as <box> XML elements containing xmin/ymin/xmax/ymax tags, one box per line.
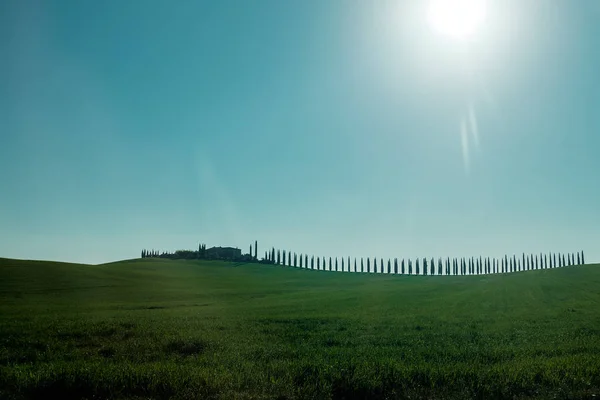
<box><xmin>141</xmin><ymin>242</ymin><xmax>586</xmax><ymax>278</ymax></box>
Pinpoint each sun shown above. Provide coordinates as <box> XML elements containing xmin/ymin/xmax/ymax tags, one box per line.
<box><xmin>428</xmin><ymin>0</ymin><xmax>487</xmax><ymax>40</ymax></box>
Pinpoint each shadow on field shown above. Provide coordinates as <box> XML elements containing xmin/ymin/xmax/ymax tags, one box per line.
<box><xmin>165</xmin><ymin>339</ymin><xmax>209</xmax><ymax>357</ymax></box>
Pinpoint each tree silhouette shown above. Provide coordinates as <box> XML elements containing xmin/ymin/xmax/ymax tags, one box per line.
<box><xmin>408</xmin><ymin>259</ymin><xmax>413</xmax><ymax>275</ymax></box>
<box><xmin>416</xmin><ymin>258</ymin><xmax>420</xmax><ymax>275</ymax></box>
<box><xmin>361</xmin><ymin>258</ymin><xmax>364</xmax><ymax>273</ymax></box>
<box><xmin>423</xmin><ymin>258</ymin><xmax>428</xmax><ymax>276</ymax></box>
<box><xmin>581</xmin><ymin>250</ymin><xmax>585</xmax><ymax>265</ymax></box>
<box><xmin>394</xmin><ymin>258</ymin><xmax>398</xmax><ymax>274</ymax></box>
<box><xmin>388</xmin><ymin>259</ymin><xmax>392</xmax><ymax>274</ymax></box>
<box><xmin>402</xmin><ymin>259</ymin><xmax>406</xmax><ymax>274</ymax></box>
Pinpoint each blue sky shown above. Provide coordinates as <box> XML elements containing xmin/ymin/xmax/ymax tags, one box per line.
<box><xmin>1</xmin><ymin>0</ymin><xmax>599</xmax><ymax>265</ymax></box>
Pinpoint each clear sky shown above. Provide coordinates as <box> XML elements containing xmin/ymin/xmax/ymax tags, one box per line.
<box><xmin>1</xmin><ymin>0</ymin><xmax>599</xmax><ymax>265</ymax></box>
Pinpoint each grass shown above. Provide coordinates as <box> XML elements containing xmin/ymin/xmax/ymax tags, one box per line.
<box><xmin>0</xmin><ymin>257</ymin><xmax>599</xmax><ymax>399</ymax></box>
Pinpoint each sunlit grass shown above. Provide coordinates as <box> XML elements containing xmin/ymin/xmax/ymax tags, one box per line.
<box><xmin>1</xmin><ymin>257</ymin><xmax>599</xmax><ymax>399</ymax></box>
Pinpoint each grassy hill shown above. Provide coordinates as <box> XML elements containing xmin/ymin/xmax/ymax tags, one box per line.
<box><xmin>1</xmin><ymin>257</ymin><xmax>599</xmax><ymax>399</ymax></box>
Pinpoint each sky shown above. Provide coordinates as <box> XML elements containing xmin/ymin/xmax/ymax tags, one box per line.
<box><xmin>1</xmin><ymin>0</ymin><xmax>599</xmax><ymax>265</ymax></box>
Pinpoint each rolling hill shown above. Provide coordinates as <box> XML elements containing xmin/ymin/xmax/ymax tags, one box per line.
<box><xmin>1</xmin><ymin>257</ymin><xmax>599</xmax><ymax>399</ymax></box>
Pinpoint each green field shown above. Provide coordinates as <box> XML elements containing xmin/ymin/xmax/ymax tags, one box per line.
<box><xmin>1</xmin><ymin>257</ymin><xmax>599</xmax><ymax>399</ymax></box>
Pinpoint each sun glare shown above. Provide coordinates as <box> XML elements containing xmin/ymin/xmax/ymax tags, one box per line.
<box><xmin>428</xmin><ymin>0</ymin><xmax>487</xmax><ymax>39</ymax></box>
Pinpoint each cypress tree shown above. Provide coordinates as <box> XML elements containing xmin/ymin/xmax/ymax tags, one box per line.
<box><xmin>361</xmin><ymin>258</ymin><xmax>364</xmax><ymax>273</ymax></box>
<box><xmin>423</xmin><ymin>258</ymin><xmax>428</xmax><ymax>276</ymax></box>
<box><xmin>348</xmin><ymin>257</ymin><xmax>351</xmax><ymax>272</ymax></box>
<box><xmin>416</xmin><ymin>258</ymin><xmax>420</xmax><ymax>275</ymax></box>
<box><xmin>381</xmin><ymin>258</ymin><xmax>385</xmax><ymax>273</ymax></box>
<box><xmin>255</xmin><ymin>241</ymin><xmax>258</xmax><ymax>261</ymax></box>
<box><xmin>394</xmin><ymin>258</ymin><xmax>398</xmax><ymax>274</ymax></box>
<box><xmin>335</xmin><ymin>257</ymin><xmax>339</xmax><ymax>272</ymax></box>
<box><xmin>328</xmin><ymin>257</ymin><xmax>332</xmax><ymax>271</ymax></box>
<box><xmin>388</xmin><ymin>259</ymin><xmax>392</xmax><ymax>274</ymax></box>
<box><xmin>408</xmin><ymin>259</ymin><xmax>413</xmax><ymax>275</ymax></box>
<box><xmin>341</xmin><ymin>257</ymin><xmax>344</xmax><ymax>272</ymax></box>
<box><xmin>367</xmin><ymin>258</ymin><xmax>370</xmax><ymax>273</ymax></box>
<box><xmin>542</xmin><ymin>253</ymin><xmax>545</xmax><ymax>269</ymax></box>
<box><xmin>402</xmin><ymin>259</ymin><xmax>406</xmax><ymax>274</ymax></box>
<box><xmin>438</xmin><ymin>258</ymin><xmax>442</xmax><ymax>275</ymax></box>
<box><xmin>299</xmin><ymin>254</ymin><xmax>303</xmax><ymax>268</ymax></box>
<box><xmin>582</xmin><ymin>250</ymin><xmax>585</xmax><ymax>265</ymax></box>
<box><xmin>431</xmin><ymin>258</ymin><xmax>436</xmax><ymax>275</ymax></box>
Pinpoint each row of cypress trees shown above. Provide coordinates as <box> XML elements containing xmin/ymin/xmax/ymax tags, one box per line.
<box><xmin>262</xmin><ymin>248</ymin><xmax>585</xmax><ymax>275</ymax></box>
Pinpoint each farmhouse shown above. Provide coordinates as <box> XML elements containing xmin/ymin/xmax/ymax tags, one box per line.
<box><xmin>205</xmin><ymin>246</ymin><xmax>242</xmax><ymax>260</ymax></box>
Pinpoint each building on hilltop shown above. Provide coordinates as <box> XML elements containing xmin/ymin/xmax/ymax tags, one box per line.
<box><xmin>205</xmin><ymin>246</ymin><xmax>242</xmax><ymax>260</ymax></box>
